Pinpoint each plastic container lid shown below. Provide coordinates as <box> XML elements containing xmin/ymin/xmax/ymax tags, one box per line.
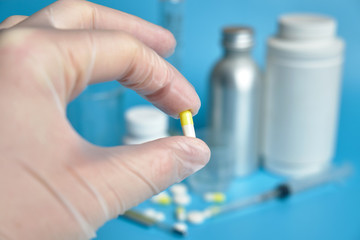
<box><xmin>268</xmin><ymin>13</ymin><xmax>344</xmax><ymax>59</ymax></box>
<box><xmin>125</xmin><ymin>105</ymin><xmax>169</xmax><ymax>139</ymax></box>
<box><xmin>278</xmin><ymin>13</ymin><xmax>336</xmax><ymax>41</ymax></box>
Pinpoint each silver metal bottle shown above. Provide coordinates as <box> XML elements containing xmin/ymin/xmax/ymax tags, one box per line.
<box><xmin>209</xmin><ymin>26</ymin><xmax>261</xmax><ymax>177</ymax></box>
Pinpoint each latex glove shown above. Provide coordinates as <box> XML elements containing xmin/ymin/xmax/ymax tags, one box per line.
<box><xmin>0</xmin><ymin>1</ymin><xmax>210</xmax><ymax>239</ymax></box>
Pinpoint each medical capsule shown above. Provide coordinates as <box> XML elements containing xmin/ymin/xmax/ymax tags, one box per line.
<box><xmin>179</xmin><ymin>110</ymin><xmax>196</xmax><ymax>138</ymax></box>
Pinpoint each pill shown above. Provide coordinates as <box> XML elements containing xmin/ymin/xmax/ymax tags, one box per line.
<box><xmin>174</xmin><ymin>193</ymin><xmax>191</xmax><ymax>206</ymax></box>
<box><xmin>175</xmin><ymin>206</ymin><xmax>187</xmax><ymax>221</ymax></box>
<box><xmin>173</xmin><ymin>222</ymin><xmax>188</xmax><ymax>235</ymax></box>
<box><xmin>143</xmin><ymin>208</ymin><xmax>166</xmax><ymax>222</ymax></box>
<box><xmin>204</xmin><ymin>192</ymin><xmax>226</xmax><ymax>203</ymax></box>
<box><xmin>179</xmin><ymin>110</ymin><xmax>196</xmax><ymax>138</ymax></box>
<box><xmin>154</xmin><ymin>211</ymin><xmax>166</xmax><ymax>222</ymax></box>
<box><xmin>151</xmin><ymin>191</ymin><xmax>172</xmax><ymax>205</ymax></box>
<box><xmin>187</xmin><ymin>210</ymin><xmax>206</xmax><ymax>225</ymax></box>
<box><xmin>143</xmin><ymin>208</ymin><xmax>157</xmax><ymax>219</ymax></box>
<box><xmin>170</xmin><ymin>183</ymin><xmax>188</xmax><ymax>196</ymax></box>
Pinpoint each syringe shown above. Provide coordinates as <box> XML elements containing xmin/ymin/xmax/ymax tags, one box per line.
<box><xmin>122</xmin><ymin>210</ymin><xmax>188</xmax><ymax>236</ymax></box>
<box><xmin>188</xmin><ymin>164</ymin><xmax>353</xmax><ymax>224</ymax></box>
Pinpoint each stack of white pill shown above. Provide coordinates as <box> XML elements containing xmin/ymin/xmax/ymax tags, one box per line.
<box><xmin>170</xmin><ymin>183</ymin><xmax>191</xmax><ymax>206</ymax></box>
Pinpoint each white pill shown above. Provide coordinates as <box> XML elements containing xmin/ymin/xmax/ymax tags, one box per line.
<box><xmin>173</xmin><ymin>222</ymin><xmax>188</xmax><ymax>235</ymax></box>
<box><xmin>174</xmin><ymin>194</ymin><xmax>191</xmax><ymax>206</ymax></box>
<box><xmin>154</xmin><ymin>212</ymin><xmax>166</xmax><ymax>222</ymax></box>
<box><xmin>143</xmin><ymin>208</ymin><xmax>166</xmax><ymax>222</ymax></box>
<box><xmin>143</xmin><ymin>208</ymin><xmax>157</xmax><ymax>219</ymax></box>
<box><xmin>187</xmin><ymin>211</ymin><xmax>206</xmax><ymax>224</ymax></box>
<box><xmin>170</xmin><ymin>183</ymin><xmax>188</xmax><ymax>195</ymax></box>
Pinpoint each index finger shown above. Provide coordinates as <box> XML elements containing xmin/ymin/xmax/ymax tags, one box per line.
<box><xmin>15</xmin><ymin>28</ymin><xmax>199</xmax><ymax>117</ymax></box>
<box><xmin>16</xmin><ymin>0</ymin><xmax>175</xmax><ymax>57</ymax></box>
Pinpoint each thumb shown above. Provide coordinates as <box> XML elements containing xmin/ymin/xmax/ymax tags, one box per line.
<box><xmin>77</xmin><ymin>136</ymin><xmax>210</xmax><ymax>219</ymax></box>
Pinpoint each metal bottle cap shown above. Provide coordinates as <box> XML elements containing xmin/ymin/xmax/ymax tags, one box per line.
<box><xmin>222</xmin><ymin>26</ymin><xmax>254</xmax><ymax>49</ymax></box>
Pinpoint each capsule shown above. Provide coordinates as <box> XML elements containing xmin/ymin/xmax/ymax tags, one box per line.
<box><xmin>179</xmin><ymin>110</ymin><xmax>196</xmax><ymax>138</ymax></box>
<box><xmin>175</xmin><ymin>206</ymin><xmax>187</xmax><ymax>221</ymax></box>
<box><xmin>151</xmin><ymin>191</ymin><xmax>172</xmax><ymax>205</ymax></box>
<box><xmin>204</xmin><ymin>192</ymin><xmax>226</xmax><ymax>203</ymax></box>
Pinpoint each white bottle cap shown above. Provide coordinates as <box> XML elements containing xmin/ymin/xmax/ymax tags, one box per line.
<box><xmin>278</xmin><ymin>13</ymin><xmax>336</xmax><ymax>41</ymax></box>
<box><xmin>268</xmin><ymin>13</ymin><xmax>344</xmax><ymax>60</ymax></box>
<box><xmin>124</xmin><ymin>105</ymin><xmax>168</xmax><ymax>144</ymax></box>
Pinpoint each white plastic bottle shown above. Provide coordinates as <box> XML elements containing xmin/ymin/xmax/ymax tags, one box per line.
<box><xmin>263</xmin><ymin>14</ymin><xmax>345</xmax><ymax>176</ymax></box>
<box><xmin>123</xmin><ymin>105</ymin><xmax>169</xmax><ymax>145</ymax></box>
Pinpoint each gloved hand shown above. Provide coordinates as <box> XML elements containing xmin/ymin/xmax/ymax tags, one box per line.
<box><xmin>0</xmin><ymin>1</ymin><xmax>210</xmax><ymax>239</ymax></box>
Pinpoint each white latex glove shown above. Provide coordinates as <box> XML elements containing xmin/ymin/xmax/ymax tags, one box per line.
<box><xmin>0</xmin><ymin>1</ymin><xmax>210</xmax><ymax>239</ymax></box>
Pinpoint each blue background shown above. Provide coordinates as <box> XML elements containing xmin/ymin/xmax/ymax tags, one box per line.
<box><xmin>1</xmin><ymin>0</ymin><xmax>359</xmax><ymax>239</ymax></box>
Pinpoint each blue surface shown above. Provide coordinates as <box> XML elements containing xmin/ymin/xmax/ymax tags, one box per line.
<box><xmin>1</xmin><ymin>0</ymin><xmax>360</xmax><ymax>239</ymax></box>
<box><xmin>96</xmin><ymin>163</ymin><xmax>360</xmax><ymax>240</ymax></box>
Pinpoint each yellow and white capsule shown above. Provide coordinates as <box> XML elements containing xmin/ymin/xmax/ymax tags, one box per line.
<box><xmin>151</xmin><ymin>191</ymin><xmax>172</xmax><ymax>205</ymax></box>
<box><xmin>204</xmin><ymin>192</ymin><xmax>226</xmax><ymax>203</ymax></box>
<box><xmin>175</xmin><ymin>206</ymin><xmax>187</xmax><ymax>221</ymax></box>
<box><xmin>179</xmin><ymin>110</ymin><xmax>196</xmax><ymax>138</ymax></box>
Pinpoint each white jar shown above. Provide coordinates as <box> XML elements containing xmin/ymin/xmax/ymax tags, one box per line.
<box><xmin>263</xmin><ymin>14</ymin><xmax>345</xmax><ymax>176</ymax></box>
<box><xmin>123</xmin><ymin>105</ymin><xmax>169</xmax><ymax>145</ymax></box>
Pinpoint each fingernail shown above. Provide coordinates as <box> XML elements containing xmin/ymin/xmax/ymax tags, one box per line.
<box><xmin>163</xmin><ymin>31</ymin><xmax>176</xmax><ymax>58</ymax></box>
<box><xmin>164</xmin><ymin>43</ymin><xmax>176</xmax><ymax>58</ymax></box>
